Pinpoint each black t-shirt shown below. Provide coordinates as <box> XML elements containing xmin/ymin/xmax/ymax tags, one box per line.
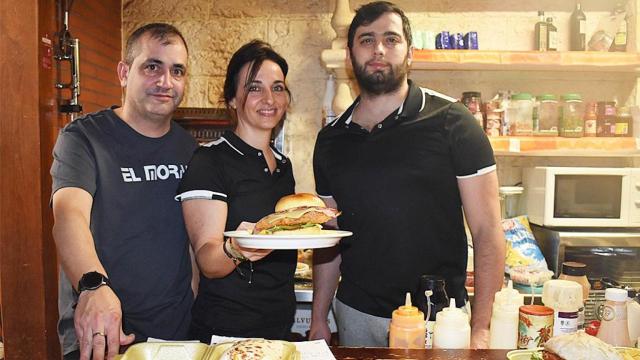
<box><xmin>313</xmin><ymin>80</ymin><xmax>496</xmax><ymax>318</ymax></box>
<box><xmin>177</xmin><ymin>130</ymin><xmax>296</xmax><ymax>337</ymax></box>
<box><xmin>51</xmin><ymin>108</ymin><xmax>197</xmax><ymax>355</ymax></box>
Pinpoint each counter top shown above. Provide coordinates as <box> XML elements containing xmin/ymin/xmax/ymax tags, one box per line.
<box><xmin>331</xmin><ymin>347</ymin><xmax>510</xmax><ymax>359</ymax></box>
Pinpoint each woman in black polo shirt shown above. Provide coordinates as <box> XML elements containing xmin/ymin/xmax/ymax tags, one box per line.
<box><xmin>176</xmin><ymin>40</ymin><xmax>296</xmax><ymax>342</ymax></box>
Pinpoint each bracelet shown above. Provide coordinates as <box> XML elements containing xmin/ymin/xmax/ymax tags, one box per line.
<box><xmin>223</xmin><ymin>238</ymin><xmax>247</xmax><ymax>263</ymax></box>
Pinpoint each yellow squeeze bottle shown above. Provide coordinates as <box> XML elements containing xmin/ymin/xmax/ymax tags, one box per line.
<box><xmin>389</xmin><ymin>292</ymin><xmax>426</xmax><ymax>349</ymax></box>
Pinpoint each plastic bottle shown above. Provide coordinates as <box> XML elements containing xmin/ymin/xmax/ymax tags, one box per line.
<box><xmin>542</xmin><ymin>279</ymin><xmax>583</xmax><ymax>337</ymax></box>
<box><xmin>389</xmin><ymin>293</ymin><xmax>426</xmax><ymax>349</ymax></box>
<box><xmin>558</xmin><ymin>262</ymin><xmax>591</xmax><ymax>330</ymax></box>
<box><xmin>433</xmin><ymin>298</ymin><xmax>470</xmax><ymax>349</ymax></box>
<box><xmin>597</xmin><ymin>288</ymin><xmax>632</xmax><ymax>347</ymax></box>
<box><xmin>570</xmin><ymin>3</ymin><xmax>587</xmax><ymax>51</ymax></box>
<box><xmin>489</xmin><ymin>280</ymin><xmax>525</xmax><ymax>349</ymax></box>
<box><xmin>414</xmin><ymin>275</ymin><xmax>449</xmax><ymax>349</ymax></box>
<box><xmin>535</xmin><ymin>11</ymin><xmax>548</xmax><ymax>51</ymax></box>
<box><xmin>546</xmin><ymin>17</ymin><xmax>558</xmax><ymax>51</ymax></box>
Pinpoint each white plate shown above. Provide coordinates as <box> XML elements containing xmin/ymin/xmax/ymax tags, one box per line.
<box><xmin>224</xmin><ymin>230</ymin><xmax>352</xmax><ymax>249</ymax></box>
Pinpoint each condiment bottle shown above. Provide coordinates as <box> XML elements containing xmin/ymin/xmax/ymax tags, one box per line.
<box><xmin>415</xmin><ymin>275</ymin><xmax>449</xmax><ymax>349</ymax></box>
<box><xmin>610</xmin><ymin>3</ymin><xmax>627</xmax><ymax>52</ymax></box>
<box><xmin>558</xmin><ymin>262</ymin><xmax>591</xmax><ymax>330</ymax></box>
<box><xmin>489</xmin><ymin>280</ymin><xmax>524</xmax><ymax>349</ymax></box>
<box><xmin>535</xmin><ymin>11</ymin><xmax>548</xmax><ymax>51</ymax></box>
<box><xmin>389</xmin><ymin>293</ymin><xmax>426</xmax><ymax>349</ymax></box>
<box><xmin>546</xmin><ymin>17</ymin><xmax>558</xmax><ymax>51</ymax></box>
<box><xmin>570</xmin><ymin>3</ymin><xmax>587</xmax><ymax>51</ymax></box>
<box><xmin>542</xmin><ymin>279</ymin><xmax>583</xmax><ymax>337</ymax></box>
<box><xmin>597</xmin><ymin>288</ymin><xmax>632</xmax><ymax>347</ymax></box>
<box><xmin>597</xmin><ymin>101</ymin><xmax>617</xmax><ymax>137</ymax></box>
<box><xmin>616</xmin><ymin>106</ymin><xmax>632</xmax><ymax>137</ymax></box>
<box><xmin>583</xmin><ymin>102</ymin><xmax>597</xmax><ymax>137</ymax></box>
<box><xmin>433</xmin><ymin>298</ymin><xmax>470</xmax><ymax>349</ymax></box>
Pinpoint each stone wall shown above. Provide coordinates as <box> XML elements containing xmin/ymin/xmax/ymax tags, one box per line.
<box><xmin>123</xmin><ymin>0</ymin><xmax>636</xmax><ymax>191</ymax></box>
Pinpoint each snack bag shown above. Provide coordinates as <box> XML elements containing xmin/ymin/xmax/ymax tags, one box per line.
<box><xmin>502</xmin><ymin>216</ymin><xmax>553</xmax><ymax>286</ymax></box>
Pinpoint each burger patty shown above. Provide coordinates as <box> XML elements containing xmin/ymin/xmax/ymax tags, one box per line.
<box><xmin>254</xmin><ymin>206</ymin><xmax>340</xmax><ymax>233</ymax></box>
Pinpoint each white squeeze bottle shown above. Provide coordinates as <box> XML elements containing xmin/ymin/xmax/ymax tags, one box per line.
<box><xmin>433</xmin><ymin>298</ymin><xmax>470</xmax><ymax>349</ymax></box>
<box><xmin>490</xmin><ymin>280</ymin><xmax>524</xmax><ymax>349</ymax></box>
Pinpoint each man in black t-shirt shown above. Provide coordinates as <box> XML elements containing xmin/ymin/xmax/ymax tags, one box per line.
<box><xmin>309</xmin><ymin>2</ymin><xmax>505</xmax><ymax>349</ymax></box>
<box><xmin>51</xmin><ymin>24</ymin><xmax>196</xmax><ymax>360</ymax></box>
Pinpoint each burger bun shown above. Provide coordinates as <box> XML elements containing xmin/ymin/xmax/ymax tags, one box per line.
<box><xmin>275</xmin><ymin>193</ymin><xmax>325</xmax><ymax>212</ymax></box>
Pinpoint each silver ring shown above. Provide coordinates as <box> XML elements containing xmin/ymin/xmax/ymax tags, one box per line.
<box><xmin>92</xmin><ymin>331</ymin><xmax>105</xmax><ymax>337</ymax></box>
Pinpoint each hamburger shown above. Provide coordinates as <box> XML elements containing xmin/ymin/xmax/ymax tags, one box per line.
<box><xmin>216</xmin><ymin>339</ymin><xmax>300</xmax><ymax>360</ymax></box>
<box><xmin>540</xmin><ymin>332</ymin><xmax>622</xmax><ymax>360</ymax></box>
<box><xmin>253</xmin><ymin>193</ymin><xmax>340</xmax><ymax>235</ymax></box>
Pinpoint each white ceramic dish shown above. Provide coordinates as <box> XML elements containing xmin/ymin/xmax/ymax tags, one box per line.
<box><xmin>223</xmin><ymin>230</ymin><xmax>352</xmax><ymax>249</ymax></box>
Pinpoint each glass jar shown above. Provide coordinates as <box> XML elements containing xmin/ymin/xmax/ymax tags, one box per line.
<box><xmin>597</xmin><ymin>101</ymin><xmax>616</xmax><ymax>137</ymax></box>
<box><xmin>616</xmin><ymin>106</ymin><xmax>632</xmax><ymax>137</ymax></box>
<box><xmin>559</xmin><ymin>93</ymin><xmax>584</xmax><ymax>138</ymax></box>
<box><xmin>462</xmin><ymin>91</ymin><xmax>484</xmax><ymax>129</ymax></box>
<box><xmin>509</xmin><ymin>93</ymin><xmax>533</xmax><ymax>136</ymax></box>
<box><xmin>535</xmin><ymin>94</ymin><xmax>559</xmax><ymax>136</ymax></box>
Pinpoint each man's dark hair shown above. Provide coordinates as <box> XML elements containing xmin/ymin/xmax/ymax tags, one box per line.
<box><xmin>347</xmin><ymin>1</ymin><xmax>412</xmax><ymax>50</ymax></box>
<box><xmin>124</xmin><ymin>23</ymin><xmax>188</xmax><ymax>65</ymax></box>
<box><xmin>222</xmin><ymin>39</ymin><xmax>290</xmax><ymax>126</ymax></box>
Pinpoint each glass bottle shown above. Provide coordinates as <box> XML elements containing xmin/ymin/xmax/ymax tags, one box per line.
<box><xmin>583</xmin><ymin>102</ymin><xmax>597</xmax><ymax>137</ymax></box>
<box><xmin>546</xmin><ymin>17</ymin><xmax>558</xmax><ymax>51</ymax></box>
<box><xmin>415</xmin><ymin>275</ymin><xmax>449</xmax><ymax>349</ymax></box>
<box><xmin>535</xmin><ymin>11</ymin><xmax>548</xmax><ymax>51</ymax></box>
<box><xmin>610</xmin><ymin>3</ymin><xmax>628</xmax><ymax>52</ymax></box>
<box><xmin>616</xmin><ymin>106</ymin><xmax>632</xmax><ymax>137</ymax></box>
<box><xmin>570</xmin><ymin>3</ymin><xmax>587</xmax><ymax>51</ymax></box>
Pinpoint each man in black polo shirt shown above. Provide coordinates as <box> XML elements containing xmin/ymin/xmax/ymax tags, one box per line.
<box><xmin>309</xmin><ymin>1</ymin><xmax>505</xmax><ymax>349</ymax></box>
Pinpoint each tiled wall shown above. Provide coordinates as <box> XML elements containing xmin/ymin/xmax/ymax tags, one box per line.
<box><xmin>123</xmin><ymin>0</ymin><xmax>638</xmax><ymax>192</ymax></box>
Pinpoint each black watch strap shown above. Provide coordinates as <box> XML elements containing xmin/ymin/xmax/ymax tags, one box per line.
<box><xmin>77</xmin><ymin>271</ymin><xmax>110</xmax><ymax>293</ymax></box>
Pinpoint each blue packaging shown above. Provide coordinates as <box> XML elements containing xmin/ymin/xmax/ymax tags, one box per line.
<box><xmin>450</xmin><ymin>33</ymin><xmax>464</xmax><ymax>49</ymax></box>
<box><xmin>435</xmin><ymin>31</ymin><xmax>450</xmax><ymax>49</ymax></box>
<box><xmin>463</xmin><ymin>31</ymin><xmax>479</xmax><ymax>50</ymax></box>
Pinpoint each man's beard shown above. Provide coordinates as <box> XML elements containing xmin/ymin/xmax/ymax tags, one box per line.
<box><xmin>352</xmin><ymin>54</ymin><xmax>409</xmax><ymax>96</ymax></box>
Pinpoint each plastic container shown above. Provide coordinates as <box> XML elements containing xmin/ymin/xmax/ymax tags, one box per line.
<box><xmin>558</xmin><ymin>262</ymin><xmax>591</xmax><ymax>329</ymax></box>
<box><xmin>518</xmin><ymin>305</ymin><xmax>554</xmax><ymax>349</ymax></box>
<box><xmin>535</xmin><ymin>94</ymin><xmax>559</xmax><ymax>136</ymax></box>
<box><xmin>389</xmin><ymin>293</ymin><xmax>426</xmax><ymax>349</ymax></box>
<box><xmin>542</xmin><ymin>279</ymin><xmax>583</xmax><ymax>337</ymax></box>
<box><xmin>559</xmin><ymin>93</ymin><xmax>584</xmax><ymax>138</ymax></box>
<box><xmin>490</xmin><ymin>280</ymin><xmax>525</xmax><ymax>349</ymax></box>
<box><xmin>499</xmin><ymin>186</ymin><xmax>524</xmax><ymax>219</ymax></box>
<box><xmin>415</xmin><ymin>275</ymin><xmax>449</xmax><ymax>349</ymax></box>
<box><xmin>433</xmin><ymin>298</ymin><xmax>470</xmax><ymax>349</ymax></box>
<box><xmin>508</xmin><ymin>93</ymin><xmax>534</xmax><ymax>136</ymax></box>
<box><xmin>597</xmin><ymin>288</ymin><xmax>632</xmax><ymax>347</ymax></box>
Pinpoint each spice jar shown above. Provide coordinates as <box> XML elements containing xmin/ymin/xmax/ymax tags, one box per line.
<box><xmin>559</xmin><ymin>93</ymin><xmax>584</xmax><ymax>138</ymax></box>
<box><xmin>616</xmin><ymin>106</ymin><xmax>632</xmax><ymax>137</ymax></box>
<box><xmin>535</xmin><ymin>94</ymin><xmax>559</xmax><ymax>136</ymax></box>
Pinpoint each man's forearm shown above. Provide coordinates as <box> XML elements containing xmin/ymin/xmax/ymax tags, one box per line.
<box><xmin>471</xmin><ymin>228</ymin><xmax>505</xmax><ymax>332</ymax></box>
<box><xmin>311</xmin><ymin>247</ymin><xmax>341</xmax><ymax>322</ymax></box>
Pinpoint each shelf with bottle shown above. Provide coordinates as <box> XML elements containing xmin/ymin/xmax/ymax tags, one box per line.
<box><xmin>410</xmin><ymin>50</ymin><xmax>640</xmax><ymax>72</ymax></box>
<box><xmin>489</xmin><ymin>136</ymin><xmax>640</xmax><ymax>157</ymax></box>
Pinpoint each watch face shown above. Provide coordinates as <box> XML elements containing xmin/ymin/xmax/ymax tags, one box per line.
<box><xmin>80</xmin><ymin>271</ymin><xmax>107</xmax><ymax>290</ymax></box>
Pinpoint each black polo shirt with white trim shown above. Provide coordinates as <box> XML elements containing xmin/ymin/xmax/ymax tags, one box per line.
<box><xmin>313</xmin><ymin>80</ymin><xmax>496</xmax><ymax>318</ymax></box>
<box><xmin>177</xmin><ymin>130</ymin><xmax>296</xmax><ymax>336</ymax></box>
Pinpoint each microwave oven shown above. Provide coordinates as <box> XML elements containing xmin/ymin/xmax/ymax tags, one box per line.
<box><xmin>523</xmin><ymin>167</ymin><xmax>640</xmax><ymax>228</ymax></box>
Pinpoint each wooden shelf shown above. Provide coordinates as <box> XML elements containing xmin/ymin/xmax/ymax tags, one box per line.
<box><xmin>490</xmin><ymin>136</ymin><xmax>640</xmax><ymax>157</ymax></box>
<box><xmin>411</xmin><ymin>50</ymin><xmax>640</xmax><ymax>72</ymax></box>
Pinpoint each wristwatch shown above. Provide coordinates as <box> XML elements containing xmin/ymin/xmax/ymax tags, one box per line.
<box><xmin>77</xmin><ymin>271</ymin><xmax>110</xmax><ymax>293</ymax></box>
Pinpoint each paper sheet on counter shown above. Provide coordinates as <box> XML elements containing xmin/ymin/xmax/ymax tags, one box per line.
<box><xmin>210</xmin><ymin>336</ymin><xmax>336</xmax><ymax>360</ymax></box>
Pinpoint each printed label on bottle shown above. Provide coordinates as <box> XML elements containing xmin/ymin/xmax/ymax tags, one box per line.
<box><xmin>553</xmin><ymin>311</ymin><xmax>578</xmax><ymax>336</ymax></box>
<box><xmin>549</xmin><ymin>31</ymin><xmax>558</xmax><ymax>50</ymax></box>
<box><xmin>585</xmin><ymin>120</ymin><xmax>597</xmax><ymax>135</ymax></box>
<box><xmin>425</xmin><ymin>320</ymin><xmax>435</xmax><ymax>348</ymax></box>
<box><xmin>616</xmin><ymin>123</ymin><xmax>629</xmax><ymax>136</ymax></box>
<box><xmin>579</xmin><ymin>20</ymin><xmax>586</xmax><ymax>34</ymax></box>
